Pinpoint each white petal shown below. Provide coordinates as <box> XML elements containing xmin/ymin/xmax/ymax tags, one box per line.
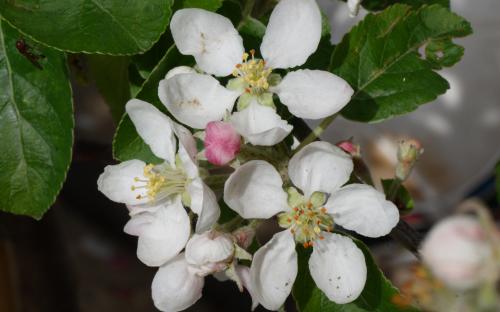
<box><xmin>250</xmin><ymin>230</ymin><xmax>298</xmax><ymax>310</ymax></box>
<box><xmin>165</xmin><ymin>66</ymin><xmax>197</xmax><ymax>80</ymax></box>
<box><xmin>273</xmin><ymin>70</ymin><xmax>354</xmax><ymax>119</ymax></box>
<box><xmin>185</xmin><ymin>232</ymin><xmax>234</xmax><ymax>267</ymax></box>
<box><xmin>230</xmin><ymin>101</ymin><xmax>293</xmax><ymax>146</ymax></box>
<box><xmin>347</xmin><ymin>0</ymin><xmax>362</xmax><ymax>17</ymax></box>
<box><xmin>176</xmin><ymin>127</ymin><xmax>199</xmax><ymax>179</ymax></box>
<box><xmin>126</xmin><ymin>99</ymin><xmax>176</xmax><ymax>163</ymax></box>
<box><xmin>173</xmin><ymin>122</ymin><xmax>198</xmax><ymax>166</ymax></box>
<box><xmin>123</xmin><ymin>213</ymin><xmax>155</xmax><ymax>236</ymax></box>
<box><xmin>136</xmin><ymin>197</ymin><xmax>191</xmax><ymax>267</ymax></box>
<box><xmin>171</xmin><ymin>8</ymin><xmax>244</xmax><ymax>76</ymax></box>
<box><xmin>97</xmin><ymin>159</ymin><xmax>149</xmax><ymax>206</ymax></box>
<box><xmin>288</xmin><ymin>141</ymin><xmax>353</xmax><ymax>198</ymax></box>
<box><xmin>309</xmin><ymin>233</ymin><xmax>366</xmax><ymax>304</ymax></box>
<box><xmin>224</xmin><ymin>160</ymin><xmax>289</xmax><ymax>219</ymax></box>
<box><xmin>158</xmin><ymin>72</ymin><xmax>238</xmax><ymax>129</ymax></box>
<box><xmin>326</xmin><ymin>184</ymin><xmax>399</xmax><ymax>238</ymax></box>
<box><xmin>188</xmin><ymin>179</ymin><xmax>221</xmax><ymax>233</ymax></box>
<box><xmin>260</xmin><ymin>0</ymin><xmax>321</xmax><ymax>69</ymax></box>
<box><xmin>127</xmin><ymin>204</ymin><xmax>158</xmax><ymax>217</ymax></box>
<box><xmin>152</xmin><ymin>254</ymin><xmax>204</xmax><ymax>312</ymax></box>
<box><xmin>235</xmin><ymin>265</ymin><xmax>259</xmax><ymax>311</ymax></box>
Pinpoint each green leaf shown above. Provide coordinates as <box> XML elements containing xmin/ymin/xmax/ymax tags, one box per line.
<box><xmin>0</xmin><ymin>0</ymin><xmax>173</xmax><ymax>54</ymax></box>
<box><xmin>182</xmin><ymin>0</ymin><xmax>224</xmax><ymax>11</ymax></box>
<box><xmin>293</xmin><ymin>237</ymin><xmax>419</xmax><ymax>312</ymax></box>
<box><xmin>131</xmin><ymin>32</ymin><xmax>173</xmax><ymax>80</ymax></box>
<box><xmin>382</xmin><ymin>179</ymin><xmax>414</xmax><ymax>215</ymax></box>
<box><xmin>424</xmin><ymin>38</ymin><xmax>464</xmax><ymax>69</ymax></box>
<box><xmin>330</xmin><ymin>4</ymin><xmax>472</xmax><ymax>122</ymax></box>
<box><xmin>87</xmin><ymin>55</ymin><xmax>131</xmax><ymax>122</ymax></box>
<box><xmin>362</xmin><ymin>0</ymin><xmax>450</xmax><ymax>11</ymax></box>
<box><xmin>113</xmin><ymin>45</ymin><xmax>193</xmax><ymax>163</ymax></box>
<box><xmin>0</xmin><ymin>21</ymin><xmax>73</xmax><ymax>219</ymax></box>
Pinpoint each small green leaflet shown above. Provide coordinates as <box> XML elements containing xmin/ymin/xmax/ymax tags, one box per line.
<box><xmin>0</xmin><ymin>21</ymin><xmax>73</xmax><ymax>219</ymax></box>
<box><xmin>330</xmin><ymin>4</ymin><xmax>472</xmax><ymax>122</ymax></box>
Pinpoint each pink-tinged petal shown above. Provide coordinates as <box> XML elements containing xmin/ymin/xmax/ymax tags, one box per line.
<box><xmin>204</xmin><ymin>121</ymin><xmax>241</xmax><ymax>166</ymax></box>
<box><xmin>421</xmin><ymin>215</ymin><xmax>493</xmax><ymax>290</ymax></box>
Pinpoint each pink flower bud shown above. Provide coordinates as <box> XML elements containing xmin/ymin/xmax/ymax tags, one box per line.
<box><xmin>421</xmin><ymin>215</ymin><xmax>493</xmax><ymax>290</ymax></box>
<box><xmin>336</xmin><ymin>139</ymin><xmax>360</xmax><ymax>157</ymax></box>
<box><xmin>204</xmin><ymin>121</ymin><xmax>241</xmax><ymax>166</ymax></box>
<box><xmin>232</xmin><ymin>226</ymin><xmax>256</xmax><ymax>249</ymax></box>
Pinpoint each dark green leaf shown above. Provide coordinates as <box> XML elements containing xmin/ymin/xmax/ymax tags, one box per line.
<box><xmin>218</xmin><ymin>200</ymin><xmax>238</xmax><ymax>224</ymax></box>
<box><xmin>217</xmin><ymin>0</ymin><xmax>243</xmax><ymax>26</ymax></box>
<box><xmin>0</xmin><ymin>0</ymin><xmax>173</xmax><ymax>54</ymax></box>
<box><xmin>382</xmin><ymin>179</ymin><xmax>414</xmax><ymax>215</ymax></box>
<box><xmin>87</xmin><ymin>55</ymin><xmax>130</xmax><ymax>122</ymax></box>
<box><xmin>362</xmin><ymin>0</ymin><xmax>449</xmax><ymax>11</ymax></box>
<box><xmin>293</xmin><ymin>237</ymin><xmax>419</xmax><ymax>311</ymax></box>
<box><xmin>131</xmin><ymin>32</ymin><xmax>173</xmax><ymax>80</ymax></box>
<box><xmin>0</xmin><ymin>21</ymin><xmax>73</xmax><ymax>219</ymax></box>
<box><xmin>113</xmin><ymin>45</ymin><xmax>193</xmax><ymax>163</ymax></box>
<box><xmin>182</xmin><ymin>0</ymin><xmax>224</xmax><ymax>11</ymax></box>
<box><xmin>330</xmin><ymin>4</ymin><xmax>472</xmax><ymax>122</ymax></box>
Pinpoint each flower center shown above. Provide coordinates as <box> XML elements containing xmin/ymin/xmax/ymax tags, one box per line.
<box><xmin>278</xmin><ymin>195</ymin><xmax>334</xmax><ymax>248</ymax></box>
<box><xmin>232</xmin><ymin>49</ymin><xmax>272</xmax><ymax>94</ymax></box>
<box><xmin>131</xmin><ymin>163</ymin><xmax>187</xmax><ymax>202</ymax></box>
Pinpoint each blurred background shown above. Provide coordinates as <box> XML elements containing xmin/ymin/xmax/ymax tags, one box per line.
<box><xmin>0</xmin><ymin>0</ymin><xmax>499</xmax><ymax>311</ymax></box>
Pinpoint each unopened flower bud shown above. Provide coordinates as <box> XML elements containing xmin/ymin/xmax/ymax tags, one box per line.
<box><xmin>420</xmin><ymin>215</ymin><xmax>494</xmax><ymax>291</ymax></box>
<box><xmin>185</xmin><ymin>231</ymin><xmax>235</xmax><ymax>276</ymax></box>
<box><xmin>204</xmin><ymin>121</ymin><xmax>241</xmax><ymax>166</ymax></box>
<box><xmin>336</xmin><ymin>139</ymin><xmax>360</xmax><ymax>157</ymax></box>
<box><xmin>395</xmin><ymin>139</ymin><xmax>423</xmax><ymax>181</ymax></box>
<box><xmin>232</xmin><ymin>226</ymin><xmax>256</xmax><ymax>249</ymax></box>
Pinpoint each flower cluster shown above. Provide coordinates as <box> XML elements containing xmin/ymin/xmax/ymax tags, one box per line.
<box><xmin>97</xmin><ymin>0</ymin><xmax>400</xmax><ymax>311</ymax></box>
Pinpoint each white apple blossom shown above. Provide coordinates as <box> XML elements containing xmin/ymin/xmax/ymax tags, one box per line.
<box><xmin>421</xmin><ymin>215</ymin><xmax>494</xmax><ymax>291</ymax></box>
<box><xmin>223</xmin><ymin>141</ymin><xmax>399</xmax><ymax>309</ymax></box>
<box><xmin>97</xmin><ymin>99</ymin><xmax>220</xmax><ymax>266</ymax></box>
<box><xmin>159</xmin><ymin>0</ymin><xmax>354</xmax><ymax>146</ymax></box>
<box><xmin>152</xmin><ymin>230</ymin><xmax>254</xmax><ymax>312</ymax></box>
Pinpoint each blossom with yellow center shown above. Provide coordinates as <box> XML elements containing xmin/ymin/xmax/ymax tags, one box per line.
<box><xmin>162</xmin><ymin>0</ymin><xmax>354</xmax><ymax>147</ymax></box>
<box><xmin>224</xmin><ymin>141</ymin><xmax>400</xmax><ymax>310</ymax></box>
<box><xmin>98</xmin><ymin>99</ymin><xmax>221</xmax><ymax>268</ymax></box>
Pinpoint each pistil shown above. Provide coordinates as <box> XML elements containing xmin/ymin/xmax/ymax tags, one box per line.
<box><xmin>232</xmin><ymin>49</ymin><xmax>272</xmax><ymax>94</ymax></box>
